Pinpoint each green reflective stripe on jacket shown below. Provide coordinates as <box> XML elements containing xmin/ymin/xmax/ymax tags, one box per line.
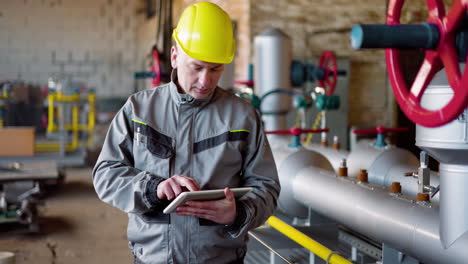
<box><xmin>229</xmin><ymin>129</ymin><xmax>250</xmax><ymax>133</ymax></box>
<box><xmin>131</xmin><ymin>118</ymin><xmax>147</xmax><ymax>125</ymax></box>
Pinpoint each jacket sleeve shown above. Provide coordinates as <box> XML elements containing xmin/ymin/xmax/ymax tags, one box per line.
<box><xmin>227</xmin><ymin>111</ymin><xmax>281</xmax><ymax>237</ymax></box>
<box><xmin>92</xmin><ymin>100</ymin><xmax>167</xmax><ymax>214</ymax></box>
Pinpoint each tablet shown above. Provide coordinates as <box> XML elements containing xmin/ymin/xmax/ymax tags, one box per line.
<box><xmin>163</xmin><ymin>187</ymin><xmax>253</xmax><ymax>214</ymax></box>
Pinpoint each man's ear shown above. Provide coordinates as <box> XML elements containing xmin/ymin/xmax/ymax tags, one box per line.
<box><xmin>170</xmin><ymin>46</ymin><xmax>178</xmax><ymax>68</ymax></box>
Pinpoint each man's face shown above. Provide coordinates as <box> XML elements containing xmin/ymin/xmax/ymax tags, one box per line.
<box><xmin>171</xmin><ymin>45</ymin><xmax>225</xmax><ymax>99</ymax></box>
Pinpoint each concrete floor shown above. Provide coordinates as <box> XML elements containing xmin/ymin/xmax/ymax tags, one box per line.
<box><xmin>0</xmin><ymin>167</ymin><xmax>132</xmax><ymax>264</ymax></box>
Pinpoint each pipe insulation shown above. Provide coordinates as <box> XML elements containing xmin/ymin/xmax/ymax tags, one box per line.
<box><xmin>291</xmin><ymin>165</ymin><xmax>468</xmax><ymax>264</ymax></box>
<box><xmin>439</xmin><ymin>163</ymin><xmax>468</xmax><ymax>249</ymax></box>
<box><xmin>304</xmin><ymin>144</ymin><xmax>349</xmax><ymax>173</ymax></box>
<box><xmin>274</xmin><ymin>148</ymin><xmax>334</xmax><ymax>218</ymax></box>
<box><xmin>347</xmin><ymin>146</ymin><xmax>440</xmax><ymax>203</ymax></box>
<box><xmin>415</xmin><ymin>68</ymin><xmax>468</xmax><ymax>248</ymax></box>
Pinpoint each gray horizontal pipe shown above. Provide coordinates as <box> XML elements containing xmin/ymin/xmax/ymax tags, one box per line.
<box><xmin>292</xmin><ymin>166</ymin><xmax>468</xmax><ymax>264</ymax></box>
<box><xmin>347</xmin><ymin>147</ymin><xmax>440</xmax><ymax>203</ymax></box>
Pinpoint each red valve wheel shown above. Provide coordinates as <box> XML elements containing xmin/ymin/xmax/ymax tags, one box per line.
<box><xmin>150</xmin><ymin>49</ymin><xmax>161</xmax><ymax>87</ymax></box>
<box><xmin>318</xmin><ymin>51</ymin><xmax>338</xmax><ymax>96</ymax></box>
<box><xmin>386</xmin><ymin>0</ymin><xmax>468</xmax><ymax>127</ymax></box>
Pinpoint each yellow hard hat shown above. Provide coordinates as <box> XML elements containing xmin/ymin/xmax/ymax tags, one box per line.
<box><xmin>173</xmin><ymin>2</ymin><xmax>235</xmax><ymax>64</ymax></box>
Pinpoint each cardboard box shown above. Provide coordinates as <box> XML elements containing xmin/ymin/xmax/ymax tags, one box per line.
<box><xmin>0</xmin><ymin>127</ymin><xmax>35</xmax><ymax>156</ymax></box>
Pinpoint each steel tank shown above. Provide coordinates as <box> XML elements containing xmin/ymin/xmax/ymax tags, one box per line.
<box><xmin>218</xmin><ymin>61</ymin><xmax>235</xmax><ymax>90</ymax></box>
<box><xmin>416</xmin><ymin>67</ymin><xmax>468</xmax><ymax>248</ymax></box>
<box><xmin>254</xmin><ymin>28</ymin><xmax>292</xmax><ymax>131</ymax></box>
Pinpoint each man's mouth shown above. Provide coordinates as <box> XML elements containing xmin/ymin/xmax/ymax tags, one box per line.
<box><xmin>195</xmin><ymin>88</ymin><xmax>209</xmax><ymax>94</ymax></box>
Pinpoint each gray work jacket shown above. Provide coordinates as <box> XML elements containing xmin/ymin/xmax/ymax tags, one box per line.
<box><xmin>92</xmin><ymin>76</ymin><xmax>280</xmax><ymax>264</ymax></box>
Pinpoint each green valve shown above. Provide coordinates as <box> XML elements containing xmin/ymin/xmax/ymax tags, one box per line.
<box><xmin>134</xmin><ymin>72</ymin><xmax>156</xmax><ymax>79</ymax></box>
<box><xmin>316</xmin><ymin>95</ymin><xmax>340</xmax><ymax>111</ymax></box>
<box><xmin>249</xmin><ymin>94</ymin><xmax>261</xmax><ymax>111</ymax></box>
<box><xmin>237</xmin><ymin>93</ymin><xmax>261</xmax><ymax>111</ymax></box>
<box><xmin>294</xmin><ymin>96</ymin><xmax>313</xmax><ymax>109</ymax></box>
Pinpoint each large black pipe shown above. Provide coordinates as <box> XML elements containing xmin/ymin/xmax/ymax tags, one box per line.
<box><xmin>351</xmin><ymin>23</ymin><xmax>440</xmax><ymax>50</ymax></box>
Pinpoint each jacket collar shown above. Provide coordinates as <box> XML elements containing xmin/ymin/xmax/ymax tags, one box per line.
<box><xmin>169</xmin><ymin>69</ymin><xmax>215</xmax><ymax>107</ymax></box>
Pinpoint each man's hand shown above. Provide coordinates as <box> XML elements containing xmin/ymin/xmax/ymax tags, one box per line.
<box><xmin>176</xmin><ymin>188</ymin><xmax>237</xmax><ymax>225</ymax></box>
<box><xmin>157</xmin><ymin>175</ymin><xmax>200</xmax><ymax>200</ymax></box>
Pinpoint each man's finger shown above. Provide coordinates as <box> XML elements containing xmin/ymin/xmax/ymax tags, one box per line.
<box><xmin>224</xmin><ymin>187</ymin><xmax>234</xmax><ymax>201</ymax></box>
<box><xmin>186</xmin><ymin>200</ymin><xmax>217</xmax><ymax>209</ymax></box>
<box><xmin>169</xmin><ymin>180</ymin><xmax>183</xmax><ymax>198</ymax></box>
<box><xmin>163</xmin><ymin>184</ymin><xmax>176</xmax><ymax>200</ymax></box>
<box><xmin>177</xmin><ymin>206</ymin><xmax>214</xmax><ymax>216</ymax></box>
<box><xmin>177</xmin><ymin>177</ymin><xmax>200</xmax><ymax>191</ymax></box>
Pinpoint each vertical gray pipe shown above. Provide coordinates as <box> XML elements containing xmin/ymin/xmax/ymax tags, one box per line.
<box><xmin>415</xmin><ymin>67</ymin><xmax>468</xmax><ymax>249</ymax></box>
<box><xmin>254</xmin><ymin>28</ymin><xmax>292</xmax><ymax>131</ymax></box>
<box><xmin>439</xmin><ymin>164</ymin><xmax>468</xmax><ymax>248</ymax></box>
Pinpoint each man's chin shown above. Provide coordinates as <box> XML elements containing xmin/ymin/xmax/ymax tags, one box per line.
<box><xmin>191</xmin><ymin>90</ymin><xmax>212</xmax><ymax>99</ymax></box>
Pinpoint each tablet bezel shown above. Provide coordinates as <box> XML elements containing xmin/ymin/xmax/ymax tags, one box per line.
<box><xmin>162</xmin><ymin>187</ymin><xmax>253</xmax><ymax>214</ymax></box>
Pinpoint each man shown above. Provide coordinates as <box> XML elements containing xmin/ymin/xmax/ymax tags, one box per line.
<box><xmin>93</xmin><ymin>2</ymin><xmax>280</xmax><ymax>263</ymax></box>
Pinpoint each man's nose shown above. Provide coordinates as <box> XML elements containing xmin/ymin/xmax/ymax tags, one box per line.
<box><xmin>198</xmin><ymin>70</ymin><xmax>211</xmax><ymax>87</ymax></box>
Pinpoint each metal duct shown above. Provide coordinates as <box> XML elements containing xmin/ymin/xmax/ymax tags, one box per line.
<box><xmin>218</xmin><ymin>61</ymin><xmax>235</xmax><ymax>90</ymax></box>
<box><xmin>292</xmin><ymin>165</ymin><xmax>468</xmax><ymax>264</ymax></box>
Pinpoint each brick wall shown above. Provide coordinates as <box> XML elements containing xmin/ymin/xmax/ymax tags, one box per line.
<box><xmin>0</xmin><ymin>0</ymin><xmax>143</xmax><ymax>97</ymax></box>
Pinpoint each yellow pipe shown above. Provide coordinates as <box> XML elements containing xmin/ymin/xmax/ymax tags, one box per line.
<box><xmin>47</xmin><ymin>93</ymin><xmax>57</xmax><ymax>133</ymax></box>
<box><xmin>0</xmin><ymin>90</ymin><xmax>8</xmax><ymax>99</ymax></box>
<box><xmin>40</xmin><ymin>91</ymin><xmax>94</xmax><ymax>151</ymax></box>
<box><xmin>36</xmin><ymin>104</ymin><xmax>80</xmax><ymax>152</ymax></box>
<box><xmin>69</xmin><ymin>104</ymin><xmax>79</xmax><ymax>150</ymax></box>
<box><xmin>47</xmin><ymin>91</ymin><xmax>82</xmax><ymax>133</ymax></box>
<box><xmin>56</xmin><ymin>91</ymin><xmax>80</xmax><ymax>102</ymax></box>
<box><xmin>64</xmin><ymin>124</ymin><xmax>90</xmax><ymax>130</ymax></box>
<box><xmin>49</xmin><ymin>93</ymin><xmax>95</xmax><ymax>133</ymax></box>
<box><xmin>266</xmin><ymin>216</ymin><xmax>351</xmax><ymax>264</ymax></box>
<box><xmin>87</xmin><ymin>93</ymin><xmax>96</xmax><ymax>146</ymax></box>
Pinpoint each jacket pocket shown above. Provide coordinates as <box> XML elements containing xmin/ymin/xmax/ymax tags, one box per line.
<box><xmin>132</xmin><ymin>120</ymin><xmax>174</xmax><ymax>176</ymax></box>
<box><xmin>133</xmin><ymin>121</ymin><xmax>174</xmax><ymax>158</ymax></box>
<box><xmin>147</xmin><ymin>136</ymin><xmax>173</xmax><ymax>158</ymax></box>
<box><xmin>138</xmin><ymin>210</ymin><xmax>170</xmax><ymax>224</ymax></box>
